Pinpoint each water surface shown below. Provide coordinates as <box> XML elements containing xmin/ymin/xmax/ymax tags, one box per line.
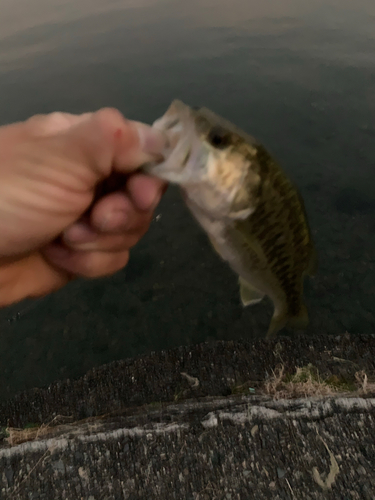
<box><xmin>0</xmin><ymin>0</ymin><xmax>374</xmax><ymax>399</ymax></box>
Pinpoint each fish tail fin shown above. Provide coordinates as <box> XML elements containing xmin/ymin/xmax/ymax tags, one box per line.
<box><xmin>288</xmin><ymin>303</ymin><xmax>309</xmax><ymax>330</ymax></box>
<box><xmin>266</xmin><ymin>303</ymin><xmax>309</xmax><ymax>339</ymax></box>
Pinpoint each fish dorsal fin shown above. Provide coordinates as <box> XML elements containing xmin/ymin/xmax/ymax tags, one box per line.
<box><xmin>239</xmin><ymin>277</ymin><xmax>265</xmax><ymax>306</ymax></box>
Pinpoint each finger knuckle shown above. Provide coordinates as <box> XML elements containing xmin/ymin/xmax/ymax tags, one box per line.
<box><xmin>94</xmin><ymin>107</ymin><xmax>127</xmax><ymax>130</ymax></box>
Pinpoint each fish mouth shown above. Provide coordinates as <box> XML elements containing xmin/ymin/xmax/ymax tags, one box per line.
<box><xmin>142</xmin><ymin>100</ymin><xmax>200</xmax><ymax>183</ymax></box>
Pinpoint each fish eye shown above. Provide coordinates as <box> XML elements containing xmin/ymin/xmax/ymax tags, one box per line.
<box><xmin>207</xmin><ymin>126</ymin><xmax>231</xmax><ymax>149</ymax></box>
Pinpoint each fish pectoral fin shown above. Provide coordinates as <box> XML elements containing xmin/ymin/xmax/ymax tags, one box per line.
<box><xmin>239</xmin><ymin>277</ymin><xmax>265</xmax><ymax>306</ymax></box>
<box><xmin>266</xmin><ymin>303</ymin><xmax>309</xmax><ymax>339</ymax></box>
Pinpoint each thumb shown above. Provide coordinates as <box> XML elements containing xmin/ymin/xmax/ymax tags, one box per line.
<box><xmin>45</xmin><ymin>108</ymin><xmax>167</xmax><ymax>182</ymax></box>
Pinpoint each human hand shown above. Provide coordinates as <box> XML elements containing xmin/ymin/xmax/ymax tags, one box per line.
<box><xmin>0</xmin><ymin>108</ymin><xmax>167</xmax><ymax>306</ymax></box>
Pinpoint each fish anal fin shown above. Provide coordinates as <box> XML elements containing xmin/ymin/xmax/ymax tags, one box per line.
<box><xmin>266</xmin><ymin>303</ymin><xmax>309</xmax><ymax>339</ymax></box>
<box><xmin>239</xmin><ymin>277</ymin><xmax>265</xmax><ymax>307</ymax></box>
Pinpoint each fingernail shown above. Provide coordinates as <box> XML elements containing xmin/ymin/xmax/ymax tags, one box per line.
<box><xmin>132</xmin><ymin>184</ymin><xmax>163</xmax><ymax>212</ymax></box>
<box><xmin>150</xmin><ymin>192</ymin><xmax>162</xmax><ymax>211</ymax></box>
<box><xmin>136</xmin><ymin>124</ymin><xmax>168</xmax><ymax>156</ymax></box>
<box><xmin>100</xmin><ymin>209</ymin><xmax>128</xmax><ymax>232</ymax></box>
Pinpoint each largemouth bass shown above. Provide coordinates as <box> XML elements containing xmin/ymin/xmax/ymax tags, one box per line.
<box><xmin>143</xmin><ymin>100</ymin><xmax>317</xmax><ymax>338</ymax></box>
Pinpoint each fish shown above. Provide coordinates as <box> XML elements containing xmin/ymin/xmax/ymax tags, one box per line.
<box><xmin>142</xmin><ymin>99</ymin><xmax>317</xmax><ymax>338</ymax></box>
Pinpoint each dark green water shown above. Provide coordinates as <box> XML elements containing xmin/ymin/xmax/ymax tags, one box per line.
<box><xmin>0</xmin><ymin>0</ymin><xmax>374</xmax><ymax>399</ymax></box>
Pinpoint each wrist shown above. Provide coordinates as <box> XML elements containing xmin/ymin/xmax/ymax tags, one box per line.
<box><xmin>0</xmin><ymin>257</ymin><xmax>23</xmax><ymax>307</ymax></box>
<box><xmin>0</xmin><ymin>254</ymin><xmax>68</xmax><ymax>307</ymax></box>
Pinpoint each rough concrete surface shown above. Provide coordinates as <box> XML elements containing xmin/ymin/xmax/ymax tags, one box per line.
<box><xmin>1</xmin><ymin>334</ymin><xmax>375</xmax><ymax>499</ymax></box>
